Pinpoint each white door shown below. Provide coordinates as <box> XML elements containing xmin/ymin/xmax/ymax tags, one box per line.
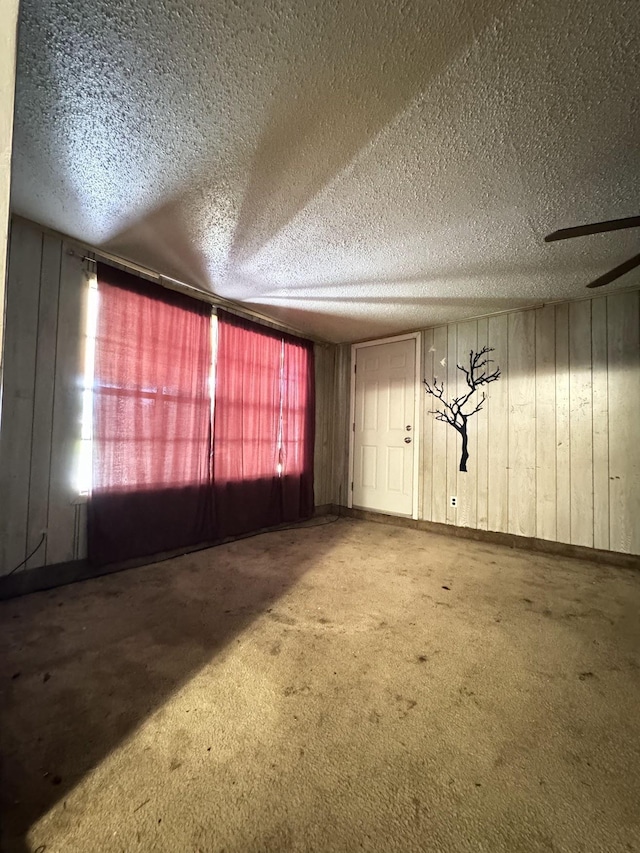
<box><xmin>352</xmin><ymin>338</ymin><xmax>417</xmax><ymax>516</ymax></box>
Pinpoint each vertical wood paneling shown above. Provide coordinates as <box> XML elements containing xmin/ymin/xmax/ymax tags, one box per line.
<box><xmin>313</xmin><ymin>343</ymin><xmax>336</xmax><ymax>507</ymax></box>
<box><xmin>591</xmin><ymin>297</ymin><xmax>609</xmax><ymax>551</ymax></box>
<box><xmin>430</xmin><ymin>325</ymin><xmax>448</xmax><ymax>523</ymax></box>
<box><xmin>555</xmin><ymin>304</ymin><xmax>571</xmax><ymax>543</ymax></box>
<box><xmin>421</xmin><ymin>329</ymin><xmax>435</xmax><ymax>521</ymax></box>
<box><xmin>2</xmin><ymin>220</ymin><xmax>640</xmax><ymax>578</ymax></box>
<box><xmin>26</xmin><ymin>234</ymin><xmax>62</xmax><ymax>568</ymax></box>
<box><xmin>507</xmin><ymin>310</ymin><xmax>536</xmax><ymax>537</ymax></box>
<box><xmin>445</xmin><ymin>325</ymin><xmax>458</xmax><ymax>525</ymax></box>
<box><xmin>418</xmin><ymin>292</ymin><xmax>637</xmax><ymax>553</ymax></box>
<box><xmin>332</xmin><ymin>343</ymin><xmax>351</xmax><ymax>506</ymax></box>
<box><xmin>76</xmin><ymin>503</ymin><xmax>88</xmax><ymax>561</ymax></box>
<box><xmin>475</xmin><ymin>318</ymin><xmax>489</xmax><ymax>529</ymax></box>
<box><xmin>46</xmin><ymin>246</ymin><xmax>86</xmax><ymax>565</ymax></box>
<box><xmin>456</xmin><ymin>320</ymin><xmax>478</xmax><ymax>528</ymax></box>
<box><xmin>487</xmin><ymin>314</ymin><xmax>509</xmax><ymax>533</ymax></box>
<box><xmin>569</xmin><ymin>299</ymin><xmax>594</xmax><ymax>547</ymax></box>
<box><xmin>535</xmin><ymin>304</ymin><xmax>556</xmax><ymax>541</ymax></box>
<box><xmin>607</xmin><ymin>290</ymin><xmax>640</xmax><ymax>554</ymax></box>
<box><xmin>0</xmin><ymin>220</ymin><xmax>42</xmax><ymax>572</ymax></box>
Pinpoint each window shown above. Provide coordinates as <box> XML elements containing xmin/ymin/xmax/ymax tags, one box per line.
<box><xmin>77</xmin><ymin>270</ymin><xmax>98</xmax><ymax>495</ymax></box>
<box><xmin>91</xmin><ymin>263</ymin><xmax>213</xmax><ymax>494</ymax></box>
<box><xmin>213</xmin><ymin>311</ymin><xmax>314</xmax><ymax>483</ymax></box>
<box><xmin>88</xmin><ymin>262</ymin><xmax>214</xmax><ymax>565</ymax></box>
<box><xmin>85</xmin><ymin>268</ymin><xmax>315</xmax><ymax>561</ymax></box>
<box><xmin>212</xmin><ymin>310</ymin><xmax>315</xmax><ymax>537</ymax></box>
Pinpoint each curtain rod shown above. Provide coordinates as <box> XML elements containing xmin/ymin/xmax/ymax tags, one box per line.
<box><xmin>81</xmin><ymin>248</ymin><xmax>326</xmax><ymax>343</ymax></box>
<box><xmin>11</xmin><ymin>215</ymin><xmax>328</xmax><ymax>344</ymax></box>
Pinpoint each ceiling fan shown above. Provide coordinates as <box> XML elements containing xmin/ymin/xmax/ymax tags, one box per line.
<box><xmin>544</xmin><ymin>214</ymin><xmax>640</xmax><ymax>289</ymax></box>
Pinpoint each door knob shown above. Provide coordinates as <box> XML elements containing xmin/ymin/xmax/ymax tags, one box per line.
<box><xmin>404</xmin><ymin>437</ymin><xmax>412</xmax><ymax>444</ymax></box>
<box><xmin>406</xmin><ymin>425</ymin><xmax>412</xmax><ymax>431</ymax></box>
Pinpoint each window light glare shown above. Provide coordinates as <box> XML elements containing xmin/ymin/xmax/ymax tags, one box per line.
<box><xmin>77</xmin><ymin>276</ymin><xmax>98</xmax><ymax>495</ymax></box>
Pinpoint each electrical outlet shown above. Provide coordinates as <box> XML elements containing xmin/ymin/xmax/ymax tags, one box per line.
<box><xmin>450</xmin><ymin>496</ymin><xmax>457</xmax><ymax>508</ymax></box>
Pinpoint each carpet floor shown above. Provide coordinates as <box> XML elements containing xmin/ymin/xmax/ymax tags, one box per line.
<box><xmin>1</xmin><ymin>517</ymin><xmax>639</xmax><ymax>852</ymax></box>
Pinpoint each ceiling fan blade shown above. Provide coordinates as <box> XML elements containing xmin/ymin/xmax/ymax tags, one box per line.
<box><xmin>586</xmin><ymin>253</ymin><xmax>640</xmax><ymax>289</ymax></box>
<box><xmin>544</xmin><ymin>215</ymin><xmax>640</xmax><ymax>242</ymax></box>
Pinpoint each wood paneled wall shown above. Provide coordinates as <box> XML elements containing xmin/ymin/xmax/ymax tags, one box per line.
<box><xmin>338</xmin><ymin>291</ymin><xmax>639</xmax><ymax>555</ymax></box>
<box><xmin>0</xmin><ymin>218</ymin><xmax>87</xmax><ymax>575</ymax></box>
<box><xmin>2</xmin><ymin>219</ymin><xmax>637</xmax><ymax>573</ymax></box>
<box><xmin>314</xmin><ymin>343</ymin><xmax>336</xmax><ymax>506</ymax></box>
<box><xmin>314</xmin><ymin>342</ymin><xmax>351</xmax><ymax>507</ymax></box>
<box><xmin>332</xmin><ymin>344</ymin><xmax>352</xmax><ymax>507</ymax></box>
<box><xmin>420</xmin><ymin>292</ymin><xmax>640</xmax><ymax>554</ymax></box>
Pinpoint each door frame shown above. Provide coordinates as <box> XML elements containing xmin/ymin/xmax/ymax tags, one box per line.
<box><xmin>348</xmin><ymin>331</ymin><xmax>421</xmax><ymax>518</ymax></box>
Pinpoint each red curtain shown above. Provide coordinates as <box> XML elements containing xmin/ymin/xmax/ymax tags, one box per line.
<box><xmin>213</xmin><ymin>311</ymin><xmax>314</xmax><ymax>537</ymax></box>
<box><xmin>281</xmin><ymin>330</ymin><xmax>316</xmax><ymax>520</ymax></box>
<box><xmin>88</xmin><ymin>263</ymin><xmax>213</xmax><ymax>564</ymax></box>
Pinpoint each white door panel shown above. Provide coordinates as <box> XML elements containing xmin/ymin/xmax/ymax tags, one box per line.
<box><xmin>352</xmin><ymin>338</ymin><xmax>416</xmax><ymax>516</ymax></box>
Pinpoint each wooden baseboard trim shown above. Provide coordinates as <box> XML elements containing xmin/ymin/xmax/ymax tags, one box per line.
<box><xmin>336</xmin><ymin>506</ymin><xmax>640</xmax><ymax>570</ymax></box>
<box><xmin>0</xmin><ymin>510</ymin><xmax>339</xmax><ymax>600</ymax></box>
<box><xmin>0</xmin><ymin>558</ymin><xmax>92</xmax><ymax>601</ymax></box>
<box><xmin>313</xmin><ymin>504</ymin><xmax>334</xmax><ymax>517</ymax></box>
<box><xmin>4</xmin><ymin>505</ymin><xmax>632</xmax><ymax>600</ymax></box>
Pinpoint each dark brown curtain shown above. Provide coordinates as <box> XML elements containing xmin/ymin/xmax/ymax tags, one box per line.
<box><xmin>88</xmin><ymin>264</ymin><xmax>213</xmax><ymax>565</ymax></box>
<box><xmin>281</xmin><ymin>330</ymin><xmax>316</xmax><ymax>521</ymax></box>
<box><xmin>213</xmin><ymin>311</ymin><xmax>315</xmax><ymax>538</ymax></box>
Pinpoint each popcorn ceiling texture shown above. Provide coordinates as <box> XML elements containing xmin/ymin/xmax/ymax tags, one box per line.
<box><xmin>11</xmin><ymin>0</ymin><xmax>640</xmax><ymax>342</ymax></box>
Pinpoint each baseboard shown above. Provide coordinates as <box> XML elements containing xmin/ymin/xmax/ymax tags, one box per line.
<box><xmin>4</xmin><ymin>505</ymin><xmax>632</xmax><ymax>600</ymax></box>
<box><xmin>0</xmin><ymin>558</ymin><xmax>92</xmax><ymax>601</ymax></box>
<box><xmin>313</xmin><ymin>503</ymin><xmax>334</xmax><ymax>517</ymax></box>
<box><xmin>336</xmin><ymin>506</ymin><xmax>640</xmax><ymax>570</ymax></box>
<box><xmin>0</xmin><ymin>511</ymin><xmax>340</xmax><ymax>600</ymax></box>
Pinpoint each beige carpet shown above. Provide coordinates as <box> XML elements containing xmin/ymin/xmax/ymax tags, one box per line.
<box><xmin>1</xmin><ymin>518</ymin><xmax>639</xmax><ymax>852</ymax></box>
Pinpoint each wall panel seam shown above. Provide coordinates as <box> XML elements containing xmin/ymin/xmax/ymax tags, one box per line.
<box><xmin>44</xmin><ymin>243</ymin><xmax>64</xmax><ymax>565</ymax></box>
<box><xmin>25</xmin><ymin>233</ymin><xmax>45</xmax><ymax>560</ymax></box>
<box><xmin>552</xmin><ymin>306</ymin><xmax>557</xmax><ymax>540</ymax></box>
<box><xmin>605</xmin><ymin>297</ymin><xmax>610</xmax><ymax>548</ymax></box>
<box><xmin>533</xmin><ymin>309</ymin><xmax>537</xmax><ymax>538</ymax></box>
<box><xmin>505</xmin><ymin>317</ymin><xmax>512</xmax><ymax>532</ymax></box>
<box><xmin>568</xmin><ymin>306</ymin><xmax>573</xmax><ymax>542</ymax></box>
<box><xmin>589</xmin><ymin>298</ymin><xmax>594</xmax><ymax>546</ymax></box>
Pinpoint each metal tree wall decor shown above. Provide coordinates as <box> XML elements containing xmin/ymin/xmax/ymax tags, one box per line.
<box><xmin>424</xmin><ymin>347</ymin><xmax>501</xmax><ymax>472</ymax></box>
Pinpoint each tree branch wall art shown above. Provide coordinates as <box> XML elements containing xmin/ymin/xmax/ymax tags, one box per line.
<box><xmin>424</xmin><ymin>346</ymin><xmax>501</xmax><ymax>472</ymax></box>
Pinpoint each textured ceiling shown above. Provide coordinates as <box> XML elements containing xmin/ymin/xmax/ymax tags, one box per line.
<box><xmin>11</xmin><ymin>0</ymin><xmax>640</xmax><ymax>342</ymax></box>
